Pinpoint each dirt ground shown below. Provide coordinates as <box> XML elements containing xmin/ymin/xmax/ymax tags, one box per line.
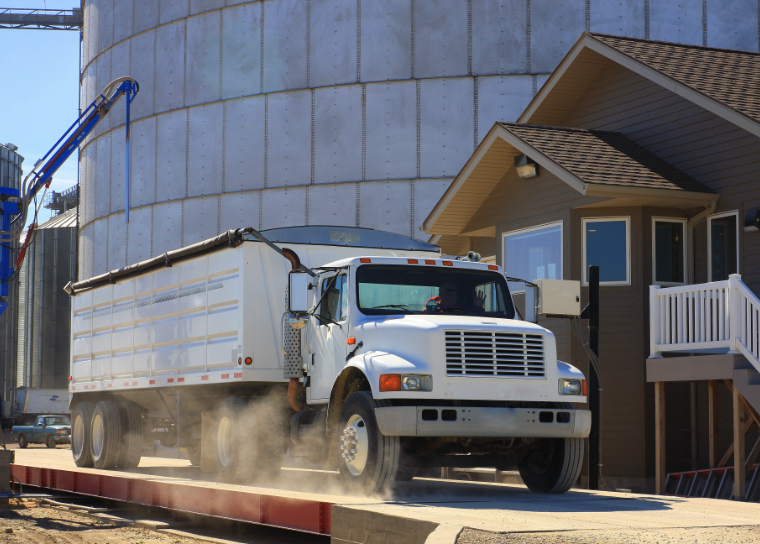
<box><xmin>0</xmin><ymin>501</ymin><xmax>205</xmax><ymax>544</ymax></box>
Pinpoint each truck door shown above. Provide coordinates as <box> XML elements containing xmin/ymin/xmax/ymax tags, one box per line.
<box><xmin>308</xmin><ymin>273</ymin><xmax>349</xmax><ymax>401</ymax></box>
<box><xmin>33</xmin><ymin>417</ymin><xmax>45</xmax><ymax>440</ymax></box>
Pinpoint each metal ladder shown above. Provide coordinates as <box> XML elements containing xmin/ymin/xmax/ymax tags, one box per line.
<box><xmin>665</xmin><ymin>464</ymin><xmax>760</xmax><ymax>501</ymax></box>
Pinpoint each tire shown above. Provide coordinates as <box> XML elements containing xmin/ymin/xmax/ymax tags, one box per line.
<box><xmin>17</xmin><ymin>434</ymin><xmax>27</xmax><ymax>449</ymax></box>
<box><xmin>117</xmin><ymin>401</ymin><xmax>143</xmax><ymax>469</ymax></box>
<box><xmin>214</xmin><ymin>399</ymin><xmax>259</xmax><ymax>483</ymax></box>
<box><xmin>72</xmin><ymin>402</ymin><xmax>95</xmax><ymax>467</ymax></box>
<box><xmin>187</xmin><ymin>440</ymin><xmax>202</xmax><ymax>466</ymax></box>
<box><xmin>337</xmin><ymin>392</ymin><xmax>400</xmax><ymax>495</ymax></box>
<box><xmin>91</xmin><ymin>400</ymin><xmax>123</xmax><ymax>469</ymax></box>
<box><xmin>46</xmin><ymin>434</ymin><xmax>56</xmax><ymax>449</ymax></box>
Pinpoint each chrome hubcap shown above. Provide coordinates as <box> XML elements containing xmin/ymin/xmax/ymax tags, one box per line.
<box><xmin>217</xmin><ymin>416</ymin><xmax>233</xmax><ymax>467</ymax></box>
<box><xmin>340</xmin><ymin>415</ymin><xmax>369</xmax><ymax>476</ymax></box>
<box><xmin>91</xmin><ymin>413</ymin><xmax>104</xmax><ymax>458</ymax></box>
<box><xmin>72</xmin><ymin>414</ymin><xmax>85</xmax><ymax>457</ymax></box>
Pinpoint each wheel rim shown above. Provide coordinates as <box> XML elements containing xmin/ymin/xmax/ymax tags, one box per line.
<box><xmin>72</xmin><ymin>414</ymin><xmax>85</xmax><ymax>457</ymax></box>
<box><xmin>216</xmin><ymin>416</ymin><xmax>233</xmax><ymax>467</ymax></box>
<box><xmin>340</xmin><ymin>414</ymin><xmax>369</xmax><ymax>476</ymax></box>
<box><xmin>18</xmin><ymin>436</ymin><xmax>25</xmax><ymax>447</ymax></box>
<box><xmin>91</xmin><ymin>413</ymin><xmax>104</xmax><ymax>459</ymax></box>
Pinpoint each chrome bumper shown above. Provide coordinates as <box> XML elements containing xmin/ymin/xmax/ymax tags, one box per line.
<box><xmin>374</xmin><ymin>406</ymin><xmax>591</xmax><ymax>438</ymax></box>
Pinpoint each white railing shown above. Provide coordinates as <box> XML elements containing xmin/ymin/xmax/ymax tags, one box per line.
<box><xmin>650</xmin><ymin>274</ymin><xmax>760</xmax><ymax>374</ymax></box>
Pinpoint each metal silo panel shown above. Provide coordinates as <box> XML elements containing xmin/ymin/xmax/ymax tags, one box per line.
<box><xmin>648</xmin><ymin>1</ymin><xmax>702</xmax><ymax>45</ymax></box>
<box><xmin>261</xmin><ymin>187</ymin><xmax>307</xmax><ymax>229</ymax></box>
<box><xmin>707</xmin><ymin>0</ymin><xmax>758</xmax><ymax>51</ymax></box>
<box><xmin>111</xmin><ymin>126</ymin><xmax>126</xmax><ymax>214</ymax></box>
<box><xmin>95</xmin><ymin>133</ymin><xmax>112</xmax><ymax>218</ymax></box>
<box><xmin>359</xmin><ymin>180</ymin><xmax>412</xmax><ymax>236</ymax></box>
<box><xmin>94</xmin><ymin>50</ymin><xmax>112</xmax><ymax>139</ymax></box>
<box><xmin>365</xmin><ymin>81</ymin><xmax>417</xmax><ymax>181</ymax></box>
<box><xmin>114</xmin><ymin>0</ymin><xmax>133</xmax><ymax>42</ymax></box>
<box><xmin>414</xmin><ymin>179</ymin><xmax>452</xmax><ymax>234</ymax></box>
<box><xmin>130</xmin><ymin>117</ymin><xmax>157</xmax><ymax>208</ymax></box>
<box><xmin>530</xmin><ymin>0</ymin><xmax>586</xmax><ymax>73</ymax></box>
<box><xmin>590</xmin><ymin>0</ymin><xmax>645</xmax><ymax>37</ymax></box>
<box><xmin>188</xmin><ymin>103</ymin><xmax>224</xmax><ymax>197</ymax></box>
<box><xmin>419</xmin><ymin>78</ymin><xmax>474</xmax><ymax>178</ymax></box>
<box><xmin>108</xmin><ymin>213</ymin><xmax>127</xmax><ymax>271</ymax></box>
<box><xmin>83</xmin><ymin>0</ymin><xmax>98</xmax><ymax>67</ymax></box>
<box><xmin>126</xmin><ymin>206</ymin><xmax>153</xmax><ymax>264</ymax></box>
<box><xmin>314</xmin><ymin>85</ymin><xmax>362</xmax><ymax>184</ymax></box>
<box><xmin>130</xmin><ymin>29</ymin><xmax>157</xmax><ymax>120</ymax></box>
<box><xmin>220</xmin><ymin>191</ymin><xmax>260</xmax><ymax>232</ymax></box>
<box><xmin>81</xmin><ymin>144</ymin><xmax>96</xmax><ymax>225</ymax></box>
<box><xmin>16</xmin><ymin>259</ymin><xmax>27</xmax><ymax>387</ymax></box>
<box><xmin>80</xmin><ymin>223</ymin><xmax>94</xmax><ymax>281</ymax></box>
<box><xmin>414</xmin><ymin>0</ymin><xmax>468</xmax><ymax>79</ymax></box>
<box><xmin>187</xmin><ymin>11</ymin><xmax>222</xmax><ymax>107</ymax></box>
<box><xmin>152</xmin><ymin>201</ymin><xmax>183</xmax><ymax>255</ymax></box>
<box><xmin>477</xmin><ymin>75</ymin><xmax>534</xmax><ymax>139</ymax></box>
<box><xmin>263</xmin><ymin>0</ymin><xmax>308</xmax><ymax>93</ymax></box>
<box><xmin>310</xmin><ymin>0</ymin><xmax>358</xmax><ymax>88</ymax></box>
<box><xmin>308</xmin><ymin>183</ymin><xmax>357</xmax><ymax>227</ymax></box>
<box><xmin>98</xmin><ymin>1</ymin><xmax>114</xmax><ymax>52</ymax></box>
<box><xmin>192</xmin><ymin>0</ymin><xmax>225</xmax><ymax>16</ymax></box>
<box><xmin>93</xmin><ymin>219</ymin><xmax>109</xmax><ymax>275</ymax></box>
<box><xmin>156</xmin><ymin>110</ymin><xmax>189</xmax><ymax>202</ymax></box>
<box><xmin>160</xmin><ymin>0</ymin><xmax>188</xmax><ymax>25</ymax></box>
<box><xmin>183</xmin><ymin>196</ymin><xmax>221</xmax><ymax>245</ymax></box>
<box><xmin>133</xmin><ymin>0</ymin><xmax>159</xmax><ymax>35</ymax></box>
<box><xmin>224</xmin><ymin>96</ymin><xmax>266</xmax><ymax>192</ymax></box>
<box><xmin>266</xmin><ymin>90</ymin><xmax>312</xmax><ymax>186</ymax></box>
<box><xmin>109</xmin><ymin>40</ymin><xmax>131</xmax><ymax>131</ymax></box>
<box><xmin>472</xmin><ymin>0</ymin><xmax>527</xmax><ymax>76</ymax></box>
<box><xmin>155</xmin><ymin>22</ymin><xmax>185</xmax><ymax>113</ymax></box>
<box><xmin>360</xmin><ymin>0</ymin><xmax>411</xmax><ymax>82</ymax></box>
<box><xmin>222</xmin><ymin>3</ymin><xmax>262</xmax><ymax>100</ymax></box>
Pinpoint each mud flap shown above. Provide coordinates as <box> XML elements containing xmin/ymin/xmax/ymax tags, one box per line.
<box><xmin>200</xmin><ymin>411</ymin><xmax>216</xmax><ymax>473</ymax></box>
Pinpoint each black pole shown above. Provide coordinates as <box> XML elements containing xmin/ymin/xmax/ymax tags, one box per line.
<box><xmin>588</xmin><ymin>265</ymin><xmax>601</xmax><ymax>490</ymax></box>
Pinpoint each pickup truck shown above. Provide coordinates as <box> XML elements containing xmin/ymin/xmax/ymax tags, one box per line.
<box><xmin>12</xmin><ymin>415</ymin><xmax>72</xmax><ymax>448</ymax></box>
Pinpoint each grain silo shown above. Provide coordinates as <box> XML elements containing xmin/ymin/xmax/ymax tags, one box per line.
<box><xmin>16</xmin><ymin>208</ymin><xmax>78</xmax><ymax>390</ymax></box>
<box><xmin>0</xmin><ymin>142</ymin><xmax>23</xmax><ymax>416</ymax></box>
<box><xmin>78</xmin><ymin>0</ymin><xmax>760</xmax><ymax>280</ymax></box>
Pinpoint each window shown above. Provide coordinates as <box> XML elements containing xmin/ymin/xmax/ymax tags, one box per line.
<box><xmin>582</xmin><ymin>217</ymin><xmax>630</xmax><ymax>285</ymax></box>
<box><xmin>319</xmin><ymin>274</ymin><xmax>348</xmax><ymax>323</ymax></box>
<box><xmin>708</xmin><ymin>212</ymin><xmax>738</xmax><ymax>281</ymax></box>
<box><xmin>652</xmin><ymin>218</ymin><xmax>686</xmax><ymax>285</ymax></box>
<box><xmin>503</xmin><ymin>222</ymin><xmax>562</xmax><ymax>292</ymax></box>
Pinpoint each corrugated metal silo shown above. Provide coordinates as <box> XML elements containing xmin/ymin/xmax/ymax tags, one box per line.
<box><xmin>0</xmin><ymin>142</ymin><xmax>23</xmax><ymax>416</ymax></box>
<box><xmin>18</xmin><ymin>209</ymin><xmax>77</xmax><ymax>390</ymax></box>
<box><xmin>78</xmin><ymin>0</ymin><xmax>760</xmax><ymax>280</ymax></box>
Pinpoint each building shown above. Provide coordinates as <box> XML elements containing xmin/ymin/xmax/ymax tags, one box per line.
<box><xmin>423</xmin><ymin>33</ymin><xmax>760</xmax><ymax>496</ymax></box>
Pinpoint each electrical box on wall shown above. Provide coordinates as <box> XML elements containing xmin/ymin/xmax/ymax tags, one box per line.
<box><xmin>535</xmin><ymin>279</ymin><xmax>581</xmax><ymax>316</ymax></box>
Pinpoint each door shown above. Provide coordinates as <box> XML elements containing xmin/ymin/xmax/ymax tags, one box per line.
<box><xmin>308</xmin><ymin>273</ymin><xmax>349</xmax><ymax>402</ymax></box>
<box><xmin>32</xmin><ymin>417</ymin><xmax>45</xmax><ymax>441</ymax></box>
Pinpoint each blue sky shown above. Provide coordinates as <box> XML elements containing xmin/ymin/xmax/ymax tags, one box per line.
<box><xmin>0</xmin><ymin>1</ymin><xmax>81</xmax><ymax>225</ymax></box>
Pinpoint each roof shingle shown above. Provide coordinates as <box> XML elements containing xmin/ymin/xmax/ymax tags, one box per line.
<box><xmin>499</xmin><ymin>123</ymin><xmax>714</xmax><ymax>194</ymax></box>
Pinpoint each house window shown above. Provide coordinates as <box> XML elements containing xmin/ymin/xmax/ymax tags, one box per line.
<box><xmin>652</xmin><ymin>218</ymin><xmax>686</xmax><ymax>285</ymax></box>
<box><xmin>708</xmin><ymin>212</ymin><xmax>739</xmax><ymax>282</ymax></box>
<box><xmin>582</xmin><ymin>217</ymin><xmax>630</xmax><ymax>285</ymax></box>
<box><xmin>503</xmin><ymin>222</ymin><xmax>562</xmax><ymax>292</ymax></box>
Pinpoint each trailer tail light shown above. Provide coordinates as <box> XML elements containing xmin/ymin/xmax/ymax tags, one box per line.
<box><xmin>407</xmin><ymin>259</ymin><xmax>418</xmax><ymax>264</ymax></box>
<box><xmin>424</xmin><ymin>260</ymin><xmax>436</xmax><ymax>265</ymax></box>
<box><xmin>379</xmin><ymin>374</ymin><xmax>401</xmax><ymax>392</ymax></box>
<box><xmin>360</xmin><ymin>258</ymin><xmax>371</xmax><ymax>263</ymax></box>
<box><xmin>245</xmin><ymin>357</ymin><xmax>253</xmax><ymax>365</ymax></box>
<box><xmin>442</xmin><ymin>261</ymin><xmax>453</xmax><ymax>266</ymax></box>
<box><xmin>488</xmin><ymin>265</ymin><xmax>499</xmax><ymax>271</ymax></box>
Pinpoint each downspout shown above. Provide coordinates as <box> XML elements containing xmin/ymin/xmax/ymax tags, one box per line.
<box><xmin>686</xmin><ymin>200</ymin><xmax>717</xmax><ymax>284</ymax></box>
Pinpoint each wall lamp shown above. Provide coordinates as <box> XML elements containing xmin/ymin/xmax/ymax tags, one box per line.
<box><xmin>514</xmin><ymin>154</ymin><xmax>539</xmax><ymax>179</ymax></box>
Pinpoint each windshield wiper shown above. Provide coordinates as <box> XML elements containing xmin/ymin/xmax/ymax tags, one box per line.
<box><xmin>368</xmin><ymin>304</ymin><xmax>411</xmax><ymax>310</ymax></box>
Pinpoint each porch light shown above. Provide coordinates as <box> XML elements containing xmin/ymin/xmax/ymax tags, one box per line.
<box><xmin>514</xmin><ymin>154</ymin><xmax>539</xmax><ymax>179</ymax></box>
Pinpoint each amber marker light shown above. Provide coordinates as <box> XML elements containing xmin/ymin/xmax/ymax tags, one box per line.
<box><xmin>407</xmin><ymin>259</ymin><xmax>418</xmax><ymax>264</ymax></box>
<box><xmin>582</xmin><ymin>380</ymin><xmax>588</xmax><ymax>396</ymax></box>
<box><xmin>442</xmin><ymin>261</ymin><xmax>453</xmax><ymax>266</ymax></box>
<box><xmin>379</xmin><ymin>374</ymin><xmax>401</xmax><ymax>392</ymax></box>
<box><xmin>488</xmin><ymin>265</ymin><xmax>499</xmax><ymax>271</ymax></box>
<box><xmin>347</xmin><ymin>337</ymin><xmax>356</xmax><ymax>345</ymax></box>
<box><xmin>424</xmin><ymin>260</ymin><xmax>436</xmax><ymax>265</ymax></box>
<box><xmin>360</xmin><ymin>258</ymin><xmax>372</xmax><ymax>263</ymax></box>
<box><xmin>245</xmin><ymin>357</ymin><xmax>253</xmax><ymax>365</ymax></box>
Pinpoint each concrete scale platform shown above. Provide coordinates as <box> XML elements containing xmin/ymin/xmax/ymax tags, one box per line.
<box><xmin>11</xmin><ymin>448</ymin><xmax>760</xmax><ymax>544</ymax></box>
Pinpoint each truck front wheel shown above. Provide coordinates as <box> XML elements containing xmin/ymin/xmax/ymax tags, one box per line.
<box><xmin>337</xmin><ymin>392</ymin><xmax>399</xmax><ymax>494</ymax></box>
<box><xmin>518</xmin><ymin>437</ymin><xmax>584</xmax><ymax>494</ymax></box>
<box><xmin>72</xmin><ymin>402</ymin><xmax>95</xmax><ymax>467</ymax></box>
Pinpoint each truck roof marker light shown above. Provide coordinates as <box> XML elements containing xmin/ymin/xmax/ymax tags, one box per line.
<box><xmin>582</xmin><ymin>380</ymin><xmax>588</xmax><ymax>396</ymax></box>
<box><xmin>424</xmin><ymin>260</ymin><xmax>436</xmax><ymax>265</ymax></box>
<box><xmin>360</xmin><ymin>258</ymin><xmax>371</xmax><ymax>263</ymax></box>
<box><xmin>408</xmin><ymin>259</ymin><xmax>418</xmax><ymax>264</ymax></box>
<box><xmin>442</xmin><ymin>261</ymin><xmax>453</xmax><ymax>266</ymax></box>
<box><xmin>245</xmin><ymin>357</ymin><xmax>253</xmax><ymax>365</ymax></box>
<box><xmin>347</xmin><ymin>337</ymin><xmax>356</xmax><ymax>345</ymax></box>
<box><xmin>379</xmin><ymin>374</ymin><xmax>401</xmax><ymax>392</ymax></box>
<box><xmin>488</xmin><ymin>265</ymin><xmax>499</xmax><ymax>271</ymax></box>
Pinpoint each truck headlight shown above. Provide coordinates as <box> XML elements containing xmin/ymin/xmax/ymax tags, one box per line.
<box><xmin>380</xmin><ymin>374</ymin><xmax>432</xmax><ymax>392</ymax></box>
<box><xmin>559</xmin><ymin>379</ymin><xmax>584</xmax><ymax>395</ymax></box>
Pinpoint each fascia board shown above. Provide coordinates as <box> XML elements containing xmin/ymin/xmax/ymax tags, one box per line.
<box><xmin>585</xmin><ymin>183</ymin><xmax>720</xmax><ymax>205</ymax></box>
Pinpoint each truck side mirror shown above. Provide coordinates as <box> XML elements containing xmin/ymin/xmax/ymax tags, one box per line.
<box><xmin>288</xmin><ymin>272</ymin><xmax>310</xmax><ymax>329</ymax></box>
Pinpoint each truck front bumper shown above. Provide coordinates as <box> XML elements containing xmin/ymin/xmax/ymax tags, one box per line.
<box><xmin>374</xmin><ymin>406</ymin><xmax>591</xmax><ymax>439</ymax></box>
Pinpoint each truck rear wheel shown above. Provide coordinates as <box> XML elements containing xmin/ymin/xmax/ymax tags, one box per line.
<box><xmin>518</xmin><ymin>437</ymin><xmax>584</xmax><ymax>493</ymax></box>
<box><xmin>46</xmin><ymin>434</ymin><xmax>56</xmax><ymax>448</ymax></box>
<box><xmin>72</xmin><ymin>402</ymin><xmax>94</xmax><ymax>467</ymax></box>
<box><xmin>17</xmin><ymin>434</ymin><xmax>27</xmax><ymax>449</ymax></box>
<box><xmin>337</xmin><ymin>392</ymin><xmax>399</xmax><ymax>494</ymax></box>
<box><xmin>91</xmin><ymin>401</ymin><xmax>123</xmax><ymax>469</ymax></box>
<box><xmin>117</xmin><ymin>401</ymin><xmax>143</xmax><ymax>469</ymax></box>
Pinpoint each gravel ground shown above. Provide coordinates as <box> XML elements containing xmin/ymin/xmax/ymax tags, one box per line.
<box><xmin>0</xmin><ymin>501</ymin><xmax>205</xmax><ymax>544</ymax></box>
<box><xmin>457</xmin><ymin>526</ymin><xmax>760</xmax><ymax>544</ymax></box>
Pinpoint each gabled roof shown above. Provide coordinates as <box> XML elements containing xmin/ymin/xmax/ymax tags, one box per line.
<box><xmin>520</xmin><ymin>33</ymin><xmax>760</xmax><ymax>137</ymax></box>
<box><xmin>38</xmin><ymin>207</ymin><xmax>77</xmax><ymax>229</ymax></box>
<box><xmin>422</xmin><ymin>122</ymin><xmax>716</xmax><ymax>237</ymax></box>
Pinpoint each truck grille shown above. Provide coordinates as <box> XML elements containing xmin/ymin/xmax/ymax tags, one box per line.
<box><xmin>445</xmin><ymin>330</ymin><xmax>545</xmax><ymax>378</ymax></box>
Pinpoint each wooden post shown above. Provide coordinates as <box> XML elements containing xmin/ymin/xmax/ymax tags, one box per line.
<box><xmin>708</xmin><ymin>380</ymin><xmax>719</xmax><ymax>468</ymax></box>
<box><xmin>733</xmin><ymin>386</ymin><xmax>746</xmax><ymax>500</ymax></box>
<box><xmin>655</xmin><ymin>381</ymin><xmax>666</xmax><ymax>494</ymax></box>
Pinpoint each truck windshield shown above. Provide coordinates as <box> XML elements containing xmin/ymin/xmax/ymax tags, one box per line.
<box><xmin>357</xmin><ymin>265</ymin><xmax>515</xmax><ymax>318</ymax></box>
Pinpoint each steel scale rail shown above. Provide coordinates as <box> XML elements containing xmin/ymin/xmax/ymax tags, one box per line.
<box><xmin>10</xmin><ymin>463</ymin><xmax>332</xmax><ymax>536</ymax></box>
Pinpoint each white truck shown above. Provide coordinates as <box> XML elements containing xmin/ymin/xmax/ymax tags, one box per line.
<box><xmin>67</xmin><ymin>226</ymin><xmax>590</xmax><ymax>494</ymax></box>
<box><xmin>13</xmin><ymin>388</ymin><xmax>70</xmax><ymax>426</ymax></box>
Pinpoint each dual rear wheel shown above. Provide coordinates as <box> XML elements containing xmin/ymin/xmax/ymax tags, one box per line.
<box><xmin>72</xmin><ymin>400</ymin><xmax>143</xmax><ymax>469</ymax></box>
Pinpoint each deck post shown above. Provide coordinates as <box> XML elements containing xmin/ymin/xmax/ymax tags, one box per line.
<box><xmin>708</xmin><ymin>380</ymin><xmax>719</xmax><ymax>468</ymax></box>
<box><xmin>649</xmin><ymin>285</ymin><xmax>662</xmax><ymax>357</ymax></box>
<box><xmin>733</xmin><ymin>386</ymin><xmax>746</xmax><ymax>499</ymax></box>
<box><xmin>728</xmin><ymin>274</ymin><xmax>742</xmax><ymax>354</ymax></box>
<box><xmin>655</xmin><ymin>381</ymin><xmax>666</xmax><ymax>494</ymax></box>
